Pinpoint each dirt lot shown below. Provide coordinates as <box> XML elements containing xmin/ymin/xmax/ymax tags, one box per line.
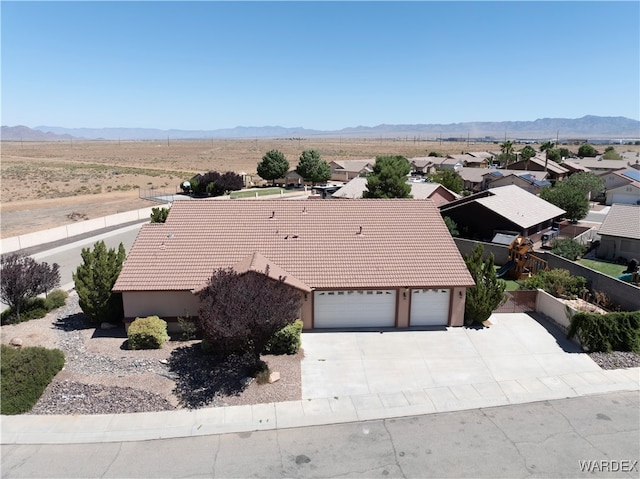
<box><xmin>2</xmin><ymin>139</ymin><xmax>638</xmax><ymax>238</ymax></box>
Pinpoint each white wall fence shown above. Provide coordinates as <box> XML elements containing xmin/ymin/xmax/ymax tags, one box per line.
<box><xmin>1</xmin><ymin>206</ymin><xmax>155</xmax><ymax>254</ymax></box>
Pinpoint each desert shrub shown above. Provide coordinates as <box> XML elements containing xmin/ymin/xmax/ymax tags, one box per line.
<box><xmin>255</xmin><ymin>364</ymin><xmax>272</xmax><ymax>385</ymax></box>
<box><xmin>128</xmin><ymin>316</ymin><xmax>169</xmax><ymax>350</ymax></box>
<box><xmin>567</xmin><ymin>311</ymin><xmax>640</xmax><ymax>353</ymax></box>
<box><xmin>44</xmin><ymin>289</ymin><xmax>68</xmax><ymax>310</ymax></box>
<box><xmin>521</xmin><ymin>269</ymin><xmax>587</xmax><ymax>298</ymax></box>
<box><xmin>1</xmin><ymin>344</ymin><xmax>65</xmax><ymax>415</ymax></box>
<box><xmin>551</xmin><ymin>238</ymin><xmax>586</xmax><ymax>260</ymax></box>
<box><xmin>177</xmin><ymin>312</ymin><xmax>198</xmax><ymax>341</ymax></box>
<box><xmin>1</xmin><ymin>297</ymin><xmax>48</xmax><ymax>325</ymax></box>
<box><xmin>264</xmin><ymin>320</ymin><xmax>303</xmax><ymax>355</ymax></box>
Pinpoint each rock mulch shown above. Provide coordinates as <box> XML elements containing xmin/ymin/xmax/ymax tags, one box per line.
<box><xmin>588</xmin><ymin>351</ymin><xmax>640</xmax><ymax>370</ymax></box>
<box><xmin>3</xmin><ymin>292</ymin><xmax>302</xmax><ymax>415</ymax></box>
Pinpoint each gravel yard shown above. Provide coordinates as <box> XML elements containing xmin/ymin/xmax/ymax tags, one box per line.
<box><xmin>1</xmin><ymin>292</ymin><xmax>302</xmax><ymax>415</ymax></box>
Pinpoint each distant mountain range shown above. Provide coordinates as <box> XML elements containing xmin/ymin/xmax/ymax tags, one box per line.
<box><xmin>2</xmin><ymin>115</ymin><xmax>639</xmax><ymax>141</ymax></box>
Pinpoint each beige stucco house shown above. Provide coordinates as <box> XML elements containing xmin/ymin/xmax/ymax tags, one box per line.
<box><xmin>113</xmin><ymin>199</ymin><xmax>474</xmax><ymax>330</ymax></box>
<box><xmin>597</xmin><ymin>204</ymin><xmax>640</xmax><ymax>262</ymax></box>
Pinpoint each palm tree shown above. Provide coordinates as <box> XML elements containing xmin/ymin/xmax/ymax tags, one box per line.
<box><xmin>540</xmin><ymin>141</ymin><xmax>555</xmax><ymax>172</ymax></box>
<box><xmin>500</xmin><ymin>141</ymin><xmax>514</xmax><ymax>167</ymax></box>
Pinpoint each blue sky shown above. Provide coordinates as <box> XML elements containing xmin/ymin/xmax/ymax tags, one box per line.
<box><xmin>2</xmin><ymin>1</ymin><xmax>639</xmax><ymax>130</ymax></box>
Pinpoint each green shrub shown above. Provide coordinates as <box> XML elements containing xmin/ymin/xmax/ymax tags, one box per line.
<box><xmin>521</xmin><ymin>269</ymin><xmax>587</xmax><ymax>298</ymax></box>
<box><xmin>1</xmin><ymin>344</ymin><xmax>65</xmax><ymax>415</ymax></box>
<box><xmin>567</xmin><ymin>311</ymin><xmax>640</xmax><ymax>353</ymax></box>
<box><xmin>263</xmin><ymin>320</ymin><xmax>303</xmax><ymax>355</ymax></box>
<box><xmin>44</xmin><ymin>289</ymin><xmax>68</xmax><ymax>310</ymax></box>
<box><xmin>128</xmin><ymin>316</ymin><xmax>169</xmax><ymax>350</ymax></box>
<box><xmin>1</xmin><ymin>297</ymin><xmax>48</xmax><ymax>325</ymax></box>
<box><xmin>551</xmin><ymin>238</ymin><xmax>586</xmax><ymax>260</ymax></box>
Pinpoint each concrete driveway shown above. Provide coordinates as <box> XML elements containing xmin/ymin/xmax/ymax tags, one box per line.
<box><xmin>301</xmin><ymin>313</ymin><xmax>602</xmax><ymax>400</ymax></box>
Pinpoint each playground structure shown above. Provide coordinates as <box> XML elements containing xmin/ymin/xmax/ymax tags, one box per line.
<box><xmin>496</xmin><ymin>235</ymin><xmax>550</xmax><ymax>280</ymax></box>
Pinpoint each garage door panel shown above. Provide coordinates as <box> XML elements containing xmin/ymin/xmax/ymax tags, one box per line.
<box><xmin>410</xmin><ymin>289</ymin><xmax>450</xmax><ymax>326</ymax></box>
<box><xmin>314</xmin><ymin>290</ymin><xmax>395</xmax><ymax>328</ymax></box>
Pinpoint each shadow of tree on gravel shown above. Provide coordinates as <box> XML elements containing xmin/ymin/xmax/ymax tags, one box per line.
<box><xmin>169</xmin><ymin>344</ymin><xmax>253</xmax><ymax>409</ymax></box>
<box><xmin>52</xmin><ymin>312</ymin><xmax>93</xmax><ymax>332</ymax></box>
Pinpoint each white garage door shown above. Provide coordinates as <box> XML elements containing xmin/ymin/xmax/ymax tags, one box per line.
<box><xmin>314</xmin><ymin>290</ymin><xmax>396</xmax><ymax>328</ymax></box>
<box><xmin>410</xmin><ymin>289</ymin><xmax>450</xmax><ymax>326</ymax></box>
<box><xmin>610</xmin><ymin>193</ymin><xmax>640</xmax><ymax>205</ymax></box>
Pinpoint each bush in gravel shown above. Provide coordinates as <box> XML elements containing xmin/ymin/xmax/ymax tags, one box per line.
<box><xmin>264</xmin><ymin>320</ymin><xmax>303</xmax><ymax>355</ymax></box>
<box><xmin>1</xmin><ymin>290</ymin><xmax>69</xmax><ymax>325</ymax></box>
<box><xmin>1</xmin><ymin>344</ymin><xmax>65</xmax><ymax>415</ymax></box>
<box><xmin>44</xmin><ymin>289</ymin><xmax>68</xmax><ymax>310</ymax></box>
<box><xmin>567</xmin><ymin>311</ymin><xmax>640</xmax><ymax>353</ymax></box>
<box><xmin>128</xmin><ymin>316</ymin><xmax>170</xmax><ymax>350</ymax></box>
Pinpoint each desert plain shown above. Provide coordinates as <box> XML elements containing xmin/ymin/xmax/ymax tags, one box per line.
<box><xmin>2</xmin><ymin>138</ymin><xmax>638</xmax><ymax>239</ymax></box>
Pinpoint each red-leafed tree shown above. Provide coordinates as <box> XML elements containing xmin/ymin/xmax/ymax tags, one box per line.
<box><xmin>198</xmin><ymin>267</ymin><xmax>302</xmax><ymax>371</ymax></box>
<box><xmin>0</xmin><ymin>253</ymin><xmax>60</xmax><ymax>322</ymax></box>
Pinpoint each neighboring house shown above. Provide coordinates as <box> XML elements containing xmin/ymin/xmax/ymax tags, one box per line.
<box><xmin>601</xmin><ymin>168</ymin><xmax>640</xmax><ymax>206</ymax></box>
<box><xmin>113</xmin><ymin>199</ymin><xmax>474</xmax><ymax>330</ymax></box>
<box><xmin>439</xmin><ymin>184</ymin><xmax>565</xmax><ymax>240</ymax></box>
<box><xmin>561</xmin><ymin>161</ymin><xmax>591</xmax><ymax>175</ymax></box>
<box><xmin>597</xmin><ymin>204</ymin><xmax>640</xmax><ymax>261</ymax></box>
<box><xmin>433</xmin><ymin>157</ymin><xmax>463</xmax><ymax>171</ymax></box>
<box><xmin>331</xmin><ymin>177</ymin><xmax>459</xmax><ymax>206</ymax></box>
<box><xmin>458</xmin><ymin>167</ymin><xmax>549</xmax><ymax>192</ymax></box>
<box><xmin>408</xmin><ymin>157</ymin><xmax>437</xmax><ymax>175</ymax></box>
<box><xmin>486</xmin><ymin>172</ymin><xmax>551</xmax><ymax>195</ymax></box>
<box><xmin>329</xmin><ymin>159</ymin><xmax>375</xmax><ymax>182</ymax></box>
<box><xmin>567</xmin><ymin>157</ymin><xmax>629</xmax><ymax>173</ymax></box>
<box><xmin>445</xmin><ymin>153</ymin><xmax>489</xmax><ymax>168</ymax></box>
<box><xmin>273</xmin><ymin>170</ymin><xmax>306</xmax><ymax>187</ymax></box>
<box><xmin>507</xmin><ymin>155</ymin><xmax>569</xmax><ymax>182</ymax></box>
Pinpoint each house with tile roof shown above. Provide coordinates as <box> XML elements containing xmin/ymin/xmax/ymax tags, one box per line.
<box><xmin>113</xmin><ymin>199</ymin><xmax>475</xmax><ymax>330</ymax></box>
<box><xmin>600</xmin><ymin>168</ymin><xmax>640</xmax><ymax>206</ymax></box>
<box><xmin>328</xmin><ymin>159</ymin><xmax>375</xmax><ymax>182</ymax></box>
<box><xmin>331</xmin><ymin>177</ymin><xmax>459</xmax><ymax>206</ymax></box>
<box><xmin>439</xmin><ymin>185</ymin><xmax>565</xmax><ymax>241</ymax></box>
<box><xmin>458</xmin><ymin>167</ymin><xmax>549</xmax><ymax>193</ymax></box>
<box><xmin>408</xmin><ymin>157</ymin><xmax>437</xmax><ymax>175</ymax></box>
<box><xmin>507</xmin><ymin>155</ymin><xmax>569</xmax><ymax>182</ymax></box>
<box><xmin>596</xmin><ymin>204</ymin><xmax>640</xmax><ymax>261</ymax></box>
<box><xmin>485</xmin><ymin>172</ymin><xmax>551</xmax><ymax>195</ymax></box>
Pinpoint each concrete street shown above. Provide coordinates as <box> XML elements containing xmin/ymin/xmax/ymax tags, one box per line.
<box><xmin>2</xmin><ymin>391</ymin><xmax>638</xmax><ymax>478</ymax></box>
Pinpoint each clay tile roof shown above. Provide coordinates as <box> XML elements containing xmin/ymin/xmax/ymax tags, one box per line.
<box><xmin>113</xmin><ymin>199</ymin><xmax>474</xmax><ymax>292</ymax></box>
<box><xmin>227</xmin><ymin>251</ymin><xmax>312</xmax><ymax>293</ymax></box>
<box><xmin>598</xmin><ymin>204</ymin><xmax>640</xmax><ymax>240</ymax></box>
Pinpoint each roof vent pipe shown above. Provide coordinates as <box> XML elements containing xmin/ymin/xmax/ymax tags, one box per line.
<box><xmin>357</xmin><ymin>226</ymin><xmax>363</xmax><ymax>235</ymax></box>
<box><xmin>270</xmin><ymin>211</ymin><xmax>275</xmax><ymax>219</ymax></box>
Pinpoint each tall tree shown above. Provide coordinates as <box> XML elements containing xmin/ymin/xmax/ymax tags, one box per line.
<box><xmin>463</xmin><ymin>244</ymin><xmax>506</xmax><ymax>324</ymax></box>
<box><xmin>73</xmin><ymin>241</ymin><xmax>126</xmax><ymax>324</ymax></box>
<box><xmin>520</xmin><ymin>145</ymin><xmax>536</xmax><ymax>170</ymax></box>
<box><xmin>296</xmin><ymin>149</ymin><xmax>331</xmax><ymax>186</ymax></box>
<box><xmin>363</xmin><ymin>155</ymin><xmax>412</xmax><ymax>198</ymax></box>
<box><xmin>539</xmin><ymin>184</ymin><xmax>589</xmax><ymax>223</ymax></box>
<box><xmin>198</xmin><ymin>267</ymin><xmax>302</xmax><ymax>370</ymax></box>
<box><xmin>430</xmin><ymin>169</ymin><xmax>463</xmax><ymax>194</ymax></box>
<box><xmin>257</xmin><ymin>150</ymin><xmax>290</xmax><ymax>185</ymax></box>
<box><xmin>0</xmin><ymin>254</ymin><xmax>60</xmax><ymax>322</ymax></box>
<box><xmin>540</xmin><ymin>141</ymin><xmax>555</xmax><ymax>172</ymax></box>
<box><xmin>564</xmin><ymin>171</ymin><xmax>604</xmax><ymax>200</ymax></box>
<box><xmin>578</xmin><ymin>144</ymin><xmax>597</xmax><ymax>158</ymax></box>
<box><xmin>500</xmin><ymin>141</ymin><xmax>514</xmax><ymax>166</ymax></box>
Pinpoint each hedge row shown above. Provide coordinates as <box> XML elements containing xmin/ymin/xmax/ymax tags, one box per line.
<box><xmin>567</xmin><ymin>311</ymin><xmax>640</xmax><ymax>353</ymax></box>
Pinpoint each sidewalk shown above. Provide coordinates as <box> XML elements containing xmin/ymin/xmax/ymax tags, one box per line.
<box><xmin>2</xmin><ymin>366</ymin><xmax>637</xmax><ymax>445</ymax></box>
